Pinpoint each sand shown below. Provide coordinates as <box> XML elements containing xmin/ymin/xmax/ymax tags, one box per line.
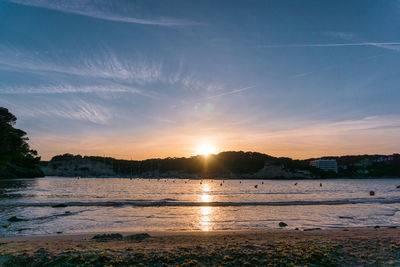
<box><xmin>1</xmin><ymin>227</ymin><xmax>400</xmax><ymax>266</ymax></box>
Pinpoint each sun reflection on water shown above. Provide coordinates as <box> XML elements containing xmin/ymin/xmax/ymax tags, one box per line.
<box><xmin>199</xmin><ymin>206</ymin><xmax>212</xmax><ymax>231</ymax></box>
<box><xmin>198</xmin><ymin>182</ymin><xmax>213</xmax><ymax>231</ymax></box>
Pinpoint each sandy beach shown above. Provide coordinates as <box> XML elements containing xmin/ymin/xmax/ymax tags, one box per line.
<box><xmin>1</xmin><ymin>227</ymin><xmax>400</xmax><ymax>266</ymax></box>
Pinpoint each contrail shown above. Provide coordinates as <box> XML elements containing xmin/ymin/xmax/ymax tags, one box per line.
<box><xmin>259</xmin><ymin>42</ymin><xmax>400</xmax><ymax>48</ymax></box>
<box><xmin>207</xmin><ymin>86</ymin><xmax>254</xmax><ymax>99</ymax></box>
<box><xmin>171</xmin><ymin>86</ymin><xmax>254</xmax><ymax>108</ymax></box>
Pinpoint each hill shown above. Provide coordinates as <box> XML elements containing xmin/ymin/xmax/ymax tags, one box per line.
<box><xmin>40</xmin><ymin>151</ymin><xmax>321</xmax><ymax>179</ymax></box>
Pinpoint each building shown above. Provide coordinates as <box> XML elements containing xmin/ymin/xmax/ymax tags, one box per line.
<box><xmin>310</xmin><ymin>159</ymin><xmax>338</xmax><ymax>173</ymax></box>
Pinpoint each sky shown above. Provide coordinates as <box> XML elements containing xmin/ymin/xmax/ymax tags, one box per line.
<box><xmin>1</xmin><ymin>0</ymin><xmax>400</xmax><ymax>160</ymax></box>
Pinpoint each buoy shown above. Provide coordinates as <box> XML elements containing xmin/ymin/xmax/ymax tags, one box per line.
<box><xmin>220</xmin><ymin>183</ymin><xmax>223</xmax><ymax>186</ymax></box>
<box><xmin>254</xmin><ymin>185</ymin><xmax>258</xmax><ymax>188</ymax></box>
<box><xmin>369</xmin><ymin>191</ymin><xmax>375</xmax><ymax>196</ymax></box>
<box><xmin>320</xmin><ymin>183</ymin><xmax>322</xmax><ymax>187</ymax></box>
<box><xmin>294</xmin><ymin>182</ymin><xmax>298</xmax><ymax>186</ymax></box>
<box><xmin>262</xmin><ymin>182</ymin><xmax>264</xmax><ymax>184</ymax></box>
<box><xmin>279</xmin><ymin>222</ymin><xmax>287</xmax><ymax>227</ymax></box>
<box><xmin>396</xmin><ymin>185</ymin><xmax>400</xmax><ymax>188</ymax></box>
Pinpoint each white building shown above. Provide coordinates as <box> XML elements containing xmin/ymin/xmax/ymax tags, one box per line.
<box><xmin>310</xmin><ymin>159</ymin><xmax>338</xmax><ymax>173</ymax></box>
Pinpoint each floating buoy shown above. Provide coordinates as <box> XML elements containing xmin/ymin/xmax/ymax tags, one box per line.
<box><xmin>396</xmin><ymin>185</ymin><xmax>400</xmax><ymax>188</ymax></box>
<box><xmin>254</xmin><ymin>185</ymin><xmax>258</xmax><ymax>188</ymax></box>
<box><xmin>294</xmin><ymin>182</ymin><xmax>298</xmax><ymax>186</ymax></box>
<box><xmin>220</xmin><ymin>183</ymin><xmax>223</xmax><ymax>186</ymax></box>
<box><xmin>262</xmin><ymin>182</ymin><xmax>264</xmax><ymax>184</ymax></box>
<box><xmin>279</xmin><ymin>222</ymin><xmax>287</xmax><ymax>227</ymax></box>
<box><xmin>320</xmin><ymin>183</ymin><xmax>322</xmax><ymax>187</ymax></box>
<box><xmin>369</xmin><ymin>191</ymin><xmax>375</xmax><ymax>196</ymax></box>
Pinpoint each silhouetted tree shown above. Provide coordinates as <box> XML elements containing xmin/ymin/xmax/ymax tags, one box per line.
<box><xmin>0</xmin><ymin>107</ymin><xmax>43</xmax><ymax>178</ymax></box>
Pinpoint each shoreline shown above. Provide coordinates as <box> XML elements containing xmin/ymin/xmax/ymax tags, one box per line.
<box><xmin>2</xmin><ymin>176</ymin><xmax>400</xmax><ymax>180</ymax></box>
<box><xmin>1</xmin><ymin>228</ymin><xmax>400</xmax><ymax>265</ymax></box>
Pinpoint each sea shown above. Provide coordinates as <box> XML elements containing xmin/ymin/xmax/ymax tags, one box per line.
<box><xmin>1</xmin><ymin>177</ymin><xmax>400</xmax><ymax>236</ymax></box>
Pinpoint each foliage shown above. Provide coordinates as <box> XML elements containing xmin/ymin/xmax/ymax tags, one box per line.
<box><xmin>0</xmin><ymin>107</ymin><xmax>44</xmax><ymax>178</ymax></box>
<box><xmin>46</xmin><ymin>151</ymin><xmax>318</xmax><ymax>178</ymax></box>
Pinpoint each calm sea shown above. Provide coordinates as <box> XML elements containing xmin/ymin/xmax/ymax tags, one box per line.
<box><xmin>1</xmin><ymin>177</ymin><xmax>400</xmax><ymax>236</ymax></box>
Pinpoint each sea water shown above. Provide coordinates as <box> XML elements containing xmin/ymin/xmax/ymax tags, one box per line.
<box><xmin>1</xmin><ymin>177</ymin><xmax>400</xmax><ymax>236</ymax></box>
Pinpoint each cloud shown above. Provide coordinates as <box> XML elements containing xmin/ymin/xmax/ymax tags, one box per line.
<box><xmin>257</xmin><ymin>115</ymin><xmax>400</xmax><ymax>140</ymax></box>
<box><xmin>0</xmin><ymin>46</ymin><xmax>163</xmax><ymax>86</ymax></box>
<box><xmin>6</xmin><ymin>0</ymin><xmax>200</xmax><ymax>26</ymax></box>
<box><xmin>16</xmin><ymin>98</ymin><xmax>111</xmax><ymax>124</ymax></box>
<box><xmin>0</xmin><ymin>84</ymin><xmax>142</xmax><ymax>95</ymax></box>
<box><xmin>0</xmin><ymin>45</ymin><xmax>225</xmax><ymax>96</ymax></box>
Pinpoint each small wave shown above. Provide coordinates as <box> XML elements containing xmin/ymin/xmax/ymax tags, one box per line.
<box><xmin>2</xmin><ymin>198</ymin><xmax>400</xmax><ymax>208</ymax></box>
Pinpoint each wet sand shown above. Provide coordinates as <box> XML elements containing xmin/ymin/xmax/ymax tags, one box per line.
<box><xmin>1</xmin><ymin>227</ymin><xmax>400</xmax><ymax>266</ymax></box>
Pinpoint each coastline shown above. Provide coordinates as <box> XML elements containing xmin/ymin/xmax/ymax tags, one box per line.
<box><xmin>4</xmin><ymin>175</ymin><xmax>400</xmax><ymax>180</ymax></box>
<box><xmin>1</xmin><ymin>228</ymin><xmax>400</xmax><ymax>265</ymax></box>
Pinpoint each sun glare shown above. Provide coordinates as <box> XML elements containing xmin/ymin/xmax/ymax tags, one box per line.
<box><xmin>196</xmin><ymin>143</ymin><xmax>216</xmax><ymax>156</ymax></box>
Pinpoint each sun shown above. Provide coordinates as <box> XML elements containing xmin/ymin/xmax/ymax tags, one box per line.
<box><xmin>196</xmin><ymin>143</ymin><xmax>217</xmax><ymax>156</ymax></box>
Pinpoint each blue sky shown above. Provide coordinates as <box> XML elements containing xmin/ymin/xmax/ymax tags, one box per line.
<box><xmin>1</xmin><ymin>0</ymin><xmax>400</xmax><ymax>160</ymax></box>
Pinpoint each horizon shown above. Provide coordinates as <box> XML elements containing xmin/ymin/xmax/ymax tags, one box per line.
<box><xmin>1</xmin><ymin>0</ymin><xmax>400</xmax><ymax>161</ymax></box>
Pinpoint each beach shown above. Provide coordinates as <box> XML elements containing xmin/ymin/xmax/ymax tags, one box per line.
<box><xmin>1</xmin><ymin>227</ymin><xmax>400</xmax><ymax>266</ymax></box>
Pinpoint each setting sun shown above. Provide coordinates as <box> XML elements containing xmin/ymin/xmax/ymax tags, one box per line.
<box><xmin>196</xmin><ymin>144</ymin><xmax>217</xmax><ymax>156</ymax></box>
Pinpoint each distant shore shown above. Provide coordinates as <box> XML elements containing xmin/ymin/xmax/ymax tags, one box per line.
<box><xmin>20</xmin><ymin>175</ymin><xmax>400</xmax><ymax>180</ymax></box>
<box><xmin>1</xmin><ymin>228</ymin><xmax>399</xmax><ymax>266</ymax></box>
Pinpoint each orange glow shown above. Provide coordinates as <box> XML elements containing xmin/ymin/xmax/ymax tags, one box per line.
<box><xmin>196</xmin><ymin>144</ymin><xmax>216</xmax><ymax>156</ymax></box>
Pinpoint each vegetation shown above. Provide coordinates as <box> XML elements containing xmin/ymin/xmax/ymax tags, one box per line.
<box><xmin>43</xmin><ymin>151</ymin><xmax>321</xmax><ymax>178</ymax></box>
<box><xmin>0</xmin><ymin>107</ymin><xmax>44</xmax><ymax>178</ymax></box>
<box><xmin>43</xmin><ymin>152</ymin><xmax>400</xmax><ymax>179</ymax></box>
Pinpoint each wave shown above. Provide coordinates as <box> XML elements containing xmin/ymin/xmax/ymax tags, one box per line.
<box><xmin>2</xmin><ymin>197</ymin><xmax>400</xmax><ymax>208</ymax></box>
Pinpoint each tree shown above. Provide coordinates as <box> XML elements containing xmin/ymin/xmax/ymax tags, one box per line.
<box><xmin>0</xmin><ymin>107</ymin><xmax>43</xmax><ymax>178</ymax></box>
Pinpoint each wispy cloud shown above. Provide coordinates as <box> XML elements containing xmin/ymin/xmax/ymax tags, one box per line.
<box><xmin>15</xmin><ymin>98</ymin><xmax>112</xmax><ymax>124</ymax></box>
<box><xmin>0</xmin><ymin>46</ymin><xmax>163</xmax><ymax>86</ymax></box>
<box><xmin>0</xmin><ymin>84</ymin><xmax>142</xmax><ymax>95</ymax></box>
<box><xmin>0</xmin><ymin>45</ymin><xmax>225</xmax><ymax>95</ymax></box>
<box><xmin>259</xmin><ymin>115</ymin><xmax>400</xmax><ymax>139</ymax></box>
<box><xmin>6</xmin><ymin>0</ymin><xmax>200</xmax><ymax>26</ymax></box>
